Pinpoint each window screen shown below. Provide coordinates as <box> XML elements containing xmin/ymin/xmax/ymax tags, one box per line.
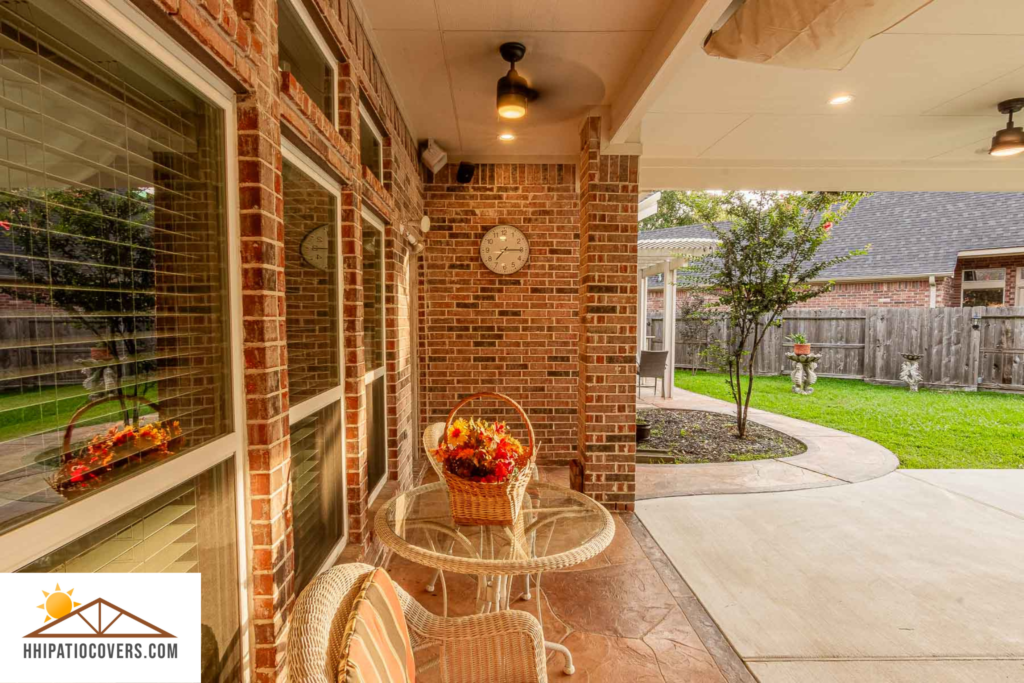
<box><xmin>0</xmin><ymin>2</ymin><xmax>231</xmax><ymax>534</ymax></box>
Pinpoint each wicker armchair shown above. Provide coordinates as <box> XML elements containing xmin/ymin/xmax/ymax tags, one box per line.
<box><xmin>289</xmin><ymin>563</ymin><xmax>548</xmax><ymax>683</ymax></box>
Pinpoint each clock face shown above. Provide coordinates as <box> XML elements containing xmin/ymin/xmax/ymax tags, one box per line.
<box><xmin>480</xmin><ymin>224</ymin><xmax>529</xmax><ymax>275</ymax></box>
<box><xmin>300</xmin><ymin>224</ymin><xmax>331</xmax><ymax>271</ymax></box>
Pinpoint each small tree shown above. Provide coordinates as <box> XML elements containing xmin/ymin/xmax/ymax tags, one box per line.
<box><xmin>689</xmin><ymin>191</ymin><xmax>868</xmax><ymax>437</ymax></box>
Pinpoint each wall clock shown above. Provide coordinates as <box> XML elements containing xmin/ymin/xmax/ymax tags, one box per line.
<box><xmin>299</xmin><ymin>224</ymin><xmax>331</xmax><ymax>271</ymax></box>
<box><xmin>480</xmin><ymin>224</ymin><xmax>529</xmax><ymax>275</ymax></box>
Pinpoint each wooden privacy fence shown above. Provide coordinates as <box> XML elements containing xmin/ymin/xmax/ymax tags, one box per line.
<box><xmin>648</xmin><ymin>307</ymin><xmax>1024</xmax><ymax>393</ymax></box>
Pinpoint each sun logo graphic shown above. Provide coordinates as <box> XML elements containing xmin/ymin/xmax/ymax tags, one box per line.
<box><xmin>37</xmin><ymin>584</ymin><xmax>81</xmax><ymax>623</ymax></box>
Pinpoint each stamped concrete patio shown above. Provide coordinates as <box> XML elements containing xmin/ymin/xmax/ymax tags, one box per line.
<box><xmin>385</xmin><ymin>467</ymin><xmax>752</xmax><ymax>683</ymax></box>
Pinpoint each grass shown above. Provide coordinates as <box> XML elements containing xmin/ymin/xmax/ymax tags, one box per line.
<box><xmin>675</xmin><ymin>370</ymin><xmax>1024</xmax><ymax>469</ymax></box>
<box><xmin>0</xmin><ymin>385</ymin><xmax>159</xmax><ymax>444</ymax></box>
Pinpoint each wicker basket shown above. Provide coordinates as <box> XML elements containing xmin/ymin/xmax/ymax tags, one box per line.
<box><xmin>438</xmin><ymin>392</ymin><xmax>535</xmax><ymax>526</ymax></box>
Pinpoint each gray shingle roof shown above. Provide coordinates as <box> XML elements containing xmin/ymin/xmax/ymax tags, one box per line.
<box><xmin>638</xmin><ymin>193</ymin><xmax>1024</xmax><ymax>279</ymax></box>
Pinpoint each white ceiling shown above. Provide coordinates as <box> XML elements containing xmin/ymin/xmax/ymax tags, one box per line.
<box><xmin>363</xmin><ymin>0</ymin><xmax>675</xmax><ymax>157</ymax></box>
<box><xmin>639</xmin><ymin>0</ymin><xmax>1024</xmax><ymax>190</ymax></box>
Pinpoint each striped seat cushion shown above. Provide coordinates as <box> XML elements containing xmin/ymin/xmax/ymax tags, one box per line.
<box><xmin>337</xmin><ymin>568</ymin><xmax>416</xmax><ymax>683</ymax></box>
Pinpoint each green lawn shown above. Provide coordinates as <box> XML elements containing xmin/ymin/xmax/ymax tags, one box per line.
<box><xmin>0</xmin><ymin>385</ymin><xmax>159</xmax><ymax>443</ymax></box>
<box><xmin>675</xmin><ymin>371</ymin><xmax>1024</xmax><ymax>469</ymax></box>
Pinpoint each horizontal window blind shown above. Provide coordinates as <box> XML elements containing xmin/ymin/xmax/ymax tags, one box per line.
<box><xmin>0</xmin><ymin>3</ymin><xmax>230</xmax><ymax>534</ymax></box>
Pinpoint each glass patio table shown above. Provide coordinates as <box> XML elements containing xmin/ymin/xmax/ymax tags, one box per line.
<box><xmin>375</xmin><ymin>479</ymin><xmax>615</xmax><ymax>674</ymax></box>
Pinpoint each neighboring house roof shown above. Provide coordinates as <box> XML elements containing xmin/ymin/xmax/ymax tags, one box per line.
<box><xmin>638</xmin><ymin>193</ymin><xmax>1024</xmax><ymax>280</ymax></box>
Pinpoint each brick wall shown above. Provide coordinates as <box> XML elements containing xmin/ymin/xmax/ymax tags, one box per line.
<box><xmin>577</xmin><ymin>117</ymin><xmax>638</xmax><ymax>511</ymax></box>
<box><xmin>952</xmin><ymin>255</ymin><xmax>1024</xmax><ymax>307</ymax></box>
<box><xmin>647</xmin><ymin>278</ymin><xmax>945</xmax><ymax>311</ymax></box>
<box><xmin>136</xmin><ymin>1</ymin><xmax>424</xmax><ymax>681</ymax></box>
<box><xmin>420</xmin><ymin>163</ymin><xmax>580</xmax><ymax>465</ymax></box>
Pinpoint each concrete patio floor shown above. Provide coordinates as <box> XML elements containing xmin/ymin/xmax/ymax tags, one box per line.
<box><xmin>388</xmin><ymin>512</ymin><xmax>742</xmax><ymax>683</ymax></box>
<box><xmin>637</xmin><ymin>469</ymin><xmax>1024</xmax><ymax>682</ymax></box>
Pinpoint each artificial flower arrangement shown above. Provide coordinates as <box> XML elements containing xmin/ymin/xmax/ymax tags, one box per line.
<box><xmin>434</xmin><ymin>392</ymin><xmax>537</xmax><ymax>526</ymax></box>
<box><xmin>49</xmin><ymin>420</ymin><xmax>183</xmax><ymax>492</ymax></box>
<box><xmin>433</xmin><ymin>418</ymin><xmax>527</xmax><ymax>484</ymax></box>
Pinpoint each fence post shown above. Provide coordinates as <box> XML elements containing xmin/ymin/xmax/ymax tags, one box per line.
<box><xmin>966</xmin><ymin>306</ymin><xmax>983</xmax><ymax>391</ymax></box>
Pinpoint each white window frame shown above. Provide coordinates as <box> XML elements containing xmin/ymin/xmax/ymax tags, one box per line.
<box><xmin>281</xmin><ymin>139</ymin><xmax>348</xmax><ymax>564</ymax></box>
<box><xmin>961</xmin><ymin>267</ymin><xmax>1006</xmax><ymax>306</ymax></box>
<box><xmin>3</xmin><ymin>3</ymin><xmax>251</xmax><ymax>671</ymax></box>
<box><xmin>360</xmin><ymin>101</ymin><xmax>385</xmax><ymax>181</ymax></box>
<box><xmin>362</xmin><ymin>208</ymin><xmax>388</xmax><ymax>505</ymax></box>
<box><xmin>1017</xmin><ymin>267</ymin><xmax>1024</xmax><ymax>307</ymax></box>
<box><xmin>279</xmin><ymin>0</ymin><xmax>338</xmax><ymax>123</ymax></box>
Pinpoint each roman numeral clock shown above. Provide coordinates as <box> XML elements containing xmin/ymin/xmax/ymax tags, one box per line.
<box><xmin>480</xmin><ymin>224</ymin><xmax>530</xmax><ymax>275</ymax></box>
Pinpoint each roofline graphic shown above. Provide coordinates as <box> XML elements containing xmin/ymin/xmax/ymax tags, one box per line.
<box><xmin>25</xmin><ymin>598</ymin><xmax>175</xmax><ymax>638</ymax></box>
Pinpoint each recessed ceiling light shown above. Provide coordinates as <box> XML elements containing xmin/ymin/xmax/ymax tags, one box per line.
<box><xmin>829</xmin><ymin>94</ymin><xmax>854</xmax><ymax>106</ymax></box>
<box><xmin>498</xmin><ymin>133</ymin><xmax>515</xmax><ymax>141</ymax></box>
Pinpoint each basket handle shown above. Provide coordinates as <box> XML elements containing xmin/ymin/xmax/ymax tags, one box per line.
<box><xmin>62</xmin><ymin>395</ymin><xmax>161</xmax><ymax>455</ymax></box>
<box><xmin>442</xmin><ymin>392</ymin><xmax>535</xmax><ymax>461</ymax></box>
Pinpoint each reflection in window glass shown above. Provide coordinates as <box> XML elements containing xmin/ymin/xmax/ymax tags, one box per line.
<box><xmin>0</xmin><ymin>3</ymin><xmax>230</xmax><ymax>534</ymax></box>
<box><xmin>20</xmin><ymin>458</ymin><xmax>240</xmax><ymax>683</ymax></box>
<box><xmin>283</xmin><ymin>161</ymin><xmax>339</xmax><ymax>404</ymax></box>
<box><xmin>360</xmin><ymin>102</ymin><xmax>383</xmax><ymax>181</ymax></box>
<box><xmin>278</xmin><ymin>0</ymin><xmax>333</xmax><ymax>123</ymax></box>
<box><xmin>963</xmin><ymin>288</ymin><xmax>1004</xmax><ymax>307</ymax></box>
<box><xmin>290</xmin><ymin>403</ymin><xmax>344</xmax><ymax>593</ymax></box>
<box><xmin>362</xmin><ymin>221</ymin><xmax>384</xmax><ymax>372</ymax></box>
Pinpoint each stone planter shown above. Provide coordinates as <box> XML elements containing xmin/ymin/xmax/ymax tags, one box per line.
<box><xmin>636</xmin><ymin>423</ymin><xmax>651</xmax><ymax>442</ymax></box>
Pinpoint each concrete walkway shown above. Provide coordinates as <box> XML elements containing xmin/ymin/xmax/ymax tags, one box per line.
<box><xmin>636</xmin><ymin>390</ymin><xmax>898</xmax><ymax>498</ymax></box>
<box><xmin>637</xmin><ymin>470</ymin><xmax>1024</xmax><ymax>682</ymax></box>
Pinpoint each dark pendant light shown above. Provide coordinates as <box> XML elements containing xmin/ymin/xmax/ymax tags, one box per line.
<box><xmin>496</xmin><ymin>42</ymin><xmax>538</xmax><ymax>120</ymax></box>
<box><xmin>989</xmin><ymin>98</ymin><xmax>1024</xmax><ymax>157</ymax></box>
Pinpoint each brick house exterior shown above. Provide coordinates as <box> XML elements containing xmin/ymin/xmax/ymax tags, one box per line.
<box><xmin>643</xmin><ymin>192</ymin><xmax>1024</xmax><ymax>318</ymax></box>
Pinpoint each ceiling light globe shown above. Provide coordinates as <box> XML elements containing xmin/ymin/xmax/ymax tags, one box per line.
<box><xmin>828</xmin><ymin>94</ymin><xmax>854</xmax><ymax>106</ymax></box>
<box><xmin>989</xmin><ymin>125</ymin><xmax>1024</xmax><ymax>157</ymax></box>
<box><xmin>497</xmin><ymin>98</ymin><xmax>526</xmax><ymax>119</ymax></box>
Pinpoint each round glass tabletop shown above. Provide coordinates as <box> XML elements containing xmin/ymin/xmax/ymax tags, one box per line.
<box><xmin>375</xmin><ymin>480</ymin><xmax>614</xmax><ymax>576</ymax></box>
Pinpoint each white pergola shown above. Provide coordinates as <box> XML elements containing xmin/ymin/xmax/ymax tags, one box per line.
<box><xmin>638</xmin><ymin>237</ymin><xmax>718</xmax><ymax>398</ymax></box>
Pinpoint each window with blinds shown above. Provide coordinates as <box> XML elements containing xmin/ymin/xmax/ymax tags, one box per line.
<box><xmin>0</xmin><ymin>2</ymin><xmax>230</xmax><ymax>534</ymax></box>
<box><xmin>289</xmin><ymin>403</ymin><xmax>345</xmax><ymax>593</ymax></box>
<box><xmin>20</xmin><ymin>457</ymin><xmax>241</xmax><ymax>683</ymax></box>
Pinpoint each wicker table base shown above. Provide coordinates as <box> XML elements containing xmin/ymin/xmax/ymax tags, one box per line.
<box><xmin>376</xmin><ymin>481</ymin><xmax>614</xmax><ymax>675</ymax></box>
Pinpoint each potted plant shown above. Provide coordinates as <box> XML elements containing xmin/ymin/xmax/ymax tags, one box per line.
<box><xmin>787</xmin><ymin>333</ymin><xmax>811</xmax><ymax>355</ymax></box>
<box><xmin>636</xmin><ymin>415</ymin><xmax>651</xmax><ymax>442</ymax></box>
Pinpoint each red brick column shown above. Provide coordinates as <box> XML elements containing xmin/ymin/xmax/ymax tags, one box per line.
<box><xmin>237</xmin><ymin>4</ymin><xmax>293</xmax><ymax>682</ymax></box>
<box><xmin>576</xmin><ymin>116</ymin><xmax>638</xmax><ymax>510</ymax></box>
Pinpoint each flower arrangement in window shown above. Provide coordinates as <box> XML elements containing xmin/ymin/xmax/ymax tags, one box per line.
<box><xmin>49</xmin><ymin>420</ymin><xmax>183</xmax><ymax>492</ymax></box>
<box><xmin>433</xmin><ymin>418</ymin><xmax>527</xmax><ymax>484</ymax></box>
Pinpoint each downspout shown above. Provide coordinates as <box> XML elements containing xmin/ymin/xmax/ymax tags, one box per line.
<box><xmin>929</xmin><ymin>275</ymin><xmax>936</xmax><ymax>308</ymax></box>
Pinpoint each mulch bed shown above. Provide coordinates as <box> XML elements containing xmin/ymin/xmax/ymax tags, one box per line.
<box><xmin>637</xmin><ymin>409</ymin><xmax>806</xmax><ymax>464</ymax></box>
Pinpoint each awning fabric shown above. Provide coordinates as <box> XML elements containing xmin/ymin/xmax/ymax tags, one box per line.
<box><xmin>703</xmin><ymin>0</ymin><xmax>934</xmax><ymax>70</ymax></box>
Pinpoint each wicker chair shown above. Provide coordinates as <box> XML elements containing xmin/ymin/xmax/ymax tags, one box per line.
<box><xmin>637</xmin><ymin>349</ymin><xmax>669</xmax><ymax>395</ymax></box>
<box><xmin>289</xmin><ymin>563</ymin><xmax>548</xmax><ymax>683</ymax></box>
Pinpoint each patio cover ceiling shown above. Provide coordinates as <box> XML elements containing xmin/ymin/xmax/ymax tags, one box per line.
<box><xmin>359</xmin><ymin>0</ymin><xmax>1024</xmax><ymax>191</ymax></box>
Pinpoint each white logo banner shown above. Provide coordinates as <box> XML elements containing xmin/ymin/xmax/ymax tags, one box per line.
<box><xmin>0</xmin><ymin>574</ymin><xmax>201</xmax><ymax>683</ymax></box>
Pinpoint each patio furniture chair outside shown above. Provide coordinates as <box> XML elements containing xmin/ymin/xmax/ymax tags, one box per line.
<box><xmin>289</xmin><ymin>562</ymin><xmax>548</xmax><ymax>683</ymax></box>
<box><xmin>637</xmin><ymin>350</ymin><xmax>669</xmax><ymax>395</ymax></box>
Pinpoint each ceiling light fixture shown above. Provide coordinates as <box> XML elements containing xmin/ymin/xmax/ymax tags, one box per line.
<box><xmin>828</xmin><ymin>94</ymin><xmax>854</xmax><ymax>106</ymax></box>
<box><xmin>989</xmin><ymin>98</ymin><xmax>1024</xmax><ymax>157</ymax></box>
<box><xmin>496</xmin><ymin>42</ymin><xmax>538</xmax><ymax>120</ymax></box>
<box><xmin>498</xmin><ymin>132</ymin><xmax>516</xmax><ymax>141</ymax></box>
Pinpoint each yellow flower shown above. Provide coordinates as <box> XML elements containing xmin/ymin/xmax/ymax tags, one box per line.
<box><xmin>447</xmin><ymin>418</ymin><xmax>470</xmax><ymax>447</ymax></box>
